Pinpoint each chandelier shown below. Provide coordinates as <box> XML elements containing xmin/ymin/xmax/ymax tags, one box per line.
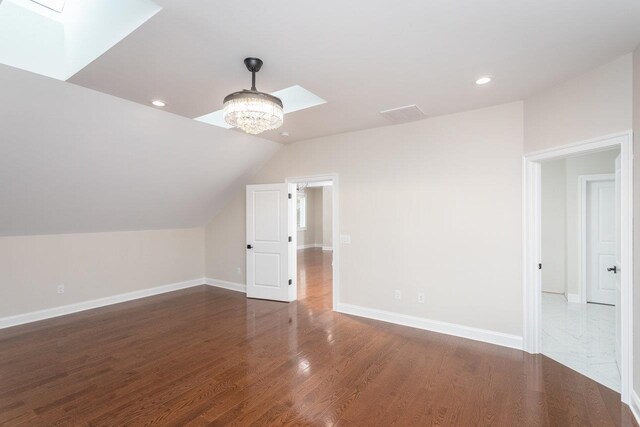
<box><xmin>223</xmin><ymin>58</ymin><xmax>284</xmax><ymax>135</ymax></box>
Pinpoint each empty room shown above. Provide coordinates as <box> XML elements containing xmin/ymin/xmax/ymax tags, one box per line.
<box><xmin>1</xmin><ymin>1</ymin><xmax>640</xmax><ymax>425</ymax></box>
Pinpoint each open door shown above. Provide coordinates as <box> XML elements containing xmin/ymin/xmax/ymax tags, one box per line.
<box><xmin>246</xmin><ymin>183</ymin><xmax>297</xmax><ymax>302</ymax></box>
<box><xmin>586</xmin><ymin>178</ymin><xmax>616</xmax><ymax>305</ymax></box>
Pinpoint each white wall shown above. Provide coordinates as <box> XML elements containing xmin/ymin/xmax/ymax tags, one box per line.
<box><xmin>323</xmin><ymin>186</ymin><xmax>333</xmax><ymax>249</ymax></box>
<box><xmin>0</xmin><ymin>64</ymin><xmax>279</xmax><ymax>324</ymax></box>
<box><xmin>0</xmin><ymin>63</ymin><xmax>281</xmax><ymax>236</ymax></box>
<box><xmin>524</xmin><ymin>54</ymin><xmax>633</xmax><ymax>154</ymax></box>
<box><xmin>205</xmin><ymin>102</ymin><xmax>524</xmax><ymax>336</ymax></box>
<box><xmin>541</xmin><ymin>159</ymin><xmax>567</xmax><ymax>294</ymax></box>
<box><xmin>0</xmin><ymin>228</ymin><xmax>204</xmax><ymax>318</ymax></box>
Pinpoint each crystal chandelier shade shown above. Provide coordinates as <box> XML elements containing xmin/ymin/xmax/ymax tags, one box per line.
<box><xmin>223</xmin><ymin>90</ymin><xmax>283</xmax><ymax>135</ymax></box>
<box><xmin>222</xmin><ymin>58</ymin><xmax>284</xmax><ymax>135</ymax></box>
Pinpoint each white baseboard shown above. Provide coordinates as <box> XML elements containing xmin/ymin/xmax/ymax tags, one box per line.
<box><xmin>1</xmin><ymin>277</ymin><xmax>521</xmax><ymax>353</ymax></box>
<box><xmin>322</xmin><ymin>246</ymin><xmax>333</xmax><ymax>251</ymax></box>
<box><xmin>297</xmin><ymin>244</ymin><xmax>321</xmax><ymax>250</ymax></box>
<box><xmin>0</xmin><ymin>278</ymin><xmax>205</xmax><ymax>330</ymax></box>
<box><xmin>566</xmin><ymin>293</ymin><xmax>580</xmax><ymax>303</ymax></box>
<box><xmin>336</xmin><ymin>303</ymin><xmax>523</xmax><ymax>350</ymax></box>
<box><xmin>205</xmin><ymin>278</ymin><xmax>246</xmax><ymax>293</ymax></box>
<box><xmin>630</xmin><ymin>390</ymin><xmax>640</xmax><ymax>425</ymax></box>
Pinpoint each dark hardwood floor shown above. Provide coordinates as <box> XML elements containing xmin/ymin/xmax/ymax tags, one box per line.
<box><xmin>0</xmin><ymin>248</ymin><xmax>636</xmax><ymax>426</ymax></box>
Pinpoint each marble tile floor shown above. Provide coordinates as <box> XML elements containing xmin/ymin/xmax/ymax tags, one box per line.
<box><xmin>541</xmin><ymin>292</ymin><xmax>619</xmax><ymax>392</ymax></box>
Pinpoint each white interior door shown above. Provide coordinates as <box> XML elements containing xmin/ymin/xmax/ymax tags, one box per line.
<box><xmin>246</xmin><ymin>183</ymin><xmax>297</xmax><ymax>302</ymax></box>
<box><xmin>614</xmin><ymin>155</ymin><xmax>621</xmax><ymax>370</ymax></box>
<box><xmin>586</xmin><ymin>178</ymin><xmax>616</xmax><ymax>305</ymax></box>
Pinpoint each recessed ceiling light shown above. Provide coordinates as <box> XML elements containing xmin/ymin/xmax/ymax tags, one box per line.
<box><xmin>151</xmin><ymin>100</ymin><xmax>166</xmax><ymax>107</ymax></box>
<box><xmin>280</xmin><ymin>131</ymin><xmax>290</xmax><ymax>137</ymax></box>
<box><xmin>475</xmin><ymin>76</ymin><xmax>492</xmax><ymax>85</ymax></box>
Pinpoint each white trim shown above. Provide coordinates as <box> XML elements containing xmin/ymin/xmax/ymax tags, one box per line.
<box><xmin>566</xmin><ymin>293</ymin><xmax>580</xmax><ymax>303</ymax></box>
<box><xmin>322</xmin><ymin>246</ymin><xmax>333</xmax><ymax>251</ymax></box>
<box><xmin>578</xmin><ymin>173</ymin><xmax>615</xmax><ymax>304</ymax></box>
<box><xmin>337</xmin><ymin>303</ymin><xmax>523</xmax><ymax>350</ymax></box>
<box><xmin>630</xmin><ymin>390</ymin><xmax>640</xmax><ymax>425</ymax></box>
<box><xmin>525</xmin><ymin>132</ymin><xmax>630</xmax><ymax>162</ymax></box>
<box><xmin>523</xmin><ymin>157</ymin><xmax>542</xmax><ymax>354</ymax></box>
<box><xmin>523</xmin><ymin>130</ymin><xmax>633</xmax><ymax>404</ymax></box>
<box><xmin>0</xmin><ymin>278</ymin><xmax>205</xmax><ymax>329</ymax></box>
<box><xmin>619</xmin><ymin>132</ymin><xmax>634</xmax><ymax>403</ymax></box>
<box><xmin>286</xmin><ymin>173</ymin><xmax>340</xmax><ymax>311</ymax></box>
<box><xmin>205</xmin><ymin>278</ymin><xmax>246</xmax><ymax>293</ymax></box>
<box><xmin>297</xmin><ymin>243</ymin><xmax>322</xmax><ymax>250</ymax></box>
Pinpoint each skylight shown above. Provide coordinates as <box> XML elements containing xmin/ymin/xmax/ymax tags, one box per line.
<box><xmin>0</xmin><ymin>0</ymin><xmax>161</xmax><ymax>81</ymax></box>
<box><xmin>196</xmin><ymin>85</ymin><xmax>326</xmax><ymax>130</ymax></box>
<box><xmin>272</xmin><ymin>85</ymin><xmax>326</xmax><ymax>114</ymax></box>
<box><xmin>196</xmin><ymin>110</ymin><xmax>234</xmax><ymax>129</ymax></box>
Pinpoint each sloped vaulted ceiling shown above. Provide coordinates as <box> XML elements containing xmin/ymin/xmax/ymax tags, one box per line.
<box><xmin>68</xmin><ymin>0</ymin><xmax>640</xmax><ymax>144</ymax></box>
<box><xmin>0</xmin><ymin>64</ymin><xmax>281</xmax><ymax>236</ymax></box>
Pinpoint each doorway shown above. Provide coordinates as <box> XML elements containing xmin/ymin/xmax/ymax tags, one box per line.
<box><xmin>523</xmin><ymin>132</ymin><xmax>633</xmax><ymax>403</ymax></box>
<box><xmin>287</xmin><ymin>174</ymin><xmax>339</xmax><ymax>310</ymax></box>
<box><xmin>539</xmin><ymin>149</ymin><xmax>619</xmax><ymax>391</ymax></box>
<box><xmin>245</xmin><ymin>174</ymin><xmax>339</xmax><ymax>308</ymax></box>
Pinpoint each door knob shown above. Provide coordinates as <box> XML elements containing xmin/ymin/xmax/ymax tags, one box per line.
<box><xmin>247</xmin><ymin>244</ymin><xmax>253</xmax><ymax>249</ymax></box>
<box><xmin>607</xmin><ymin>266</ymin><xmax>617</xmax><ymax>274</ymax></box>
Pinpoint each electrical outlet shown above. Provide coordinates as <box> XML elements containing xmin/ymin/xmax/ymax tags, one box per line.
<box><xmin>339</xmin><ymin>234</ymin><xmax>351</xmax><ymax>244</ymax></box>
<box><xmin>236</xmin><ymin>267</ymin><xmax>242</xmax><ymax>275</ymax></box>
<box><xmin>418</xmin><ymin>292</ymin><xmax>425</xmax><ymax>303</ymax></box>
<box><xmin>394</xmin><ymin>290</ymin><xmax>401</xmax><ymax>300</ymax></box>
<box><xmin>56</xmin><ymin>284</ymin><xmax>65</xmax><ymax>294</ymax></box>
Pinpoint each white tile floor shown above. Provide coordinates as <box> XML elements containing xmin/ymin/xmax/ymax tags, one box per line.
<box><xmin>541</xmin><ymin>292</ymin><xmax>619</xmax><ymax>392</ymax></box>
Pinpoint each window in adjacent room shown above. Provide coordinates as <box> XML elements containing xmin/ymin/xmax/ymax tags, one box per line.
<box><xmin>297</xmin><ymin>193</ymin><xmax>307</xmax><ymax>230</ymax></box>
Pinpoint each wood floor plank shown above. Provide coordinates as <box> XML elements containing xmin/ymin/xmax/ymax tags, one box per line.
<box><xmin>0</xmin><ymin>248</ymin><xmax>636</xmax><ymax>426</ymax></box>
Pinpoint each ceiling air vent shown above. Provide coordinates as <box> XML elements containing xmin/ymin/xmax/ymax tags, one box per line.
<box><xmin>380</xmin><ymin>104</ymin><xmax>426</xmax><ymax>124</ymax></box>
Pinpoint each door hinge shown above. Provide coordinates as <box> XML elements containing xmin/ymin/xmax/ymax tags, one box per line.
<box><xmin>288</xmin><ymin>236</ymin><xmax>292</xmax><ymax>242</ymax></box>
<box><xmin>288</xmin><ymin>193</ymin><xmax>292</xmax><ymax>199</ymax></box>
<box><xmin>288</xmin><ymin>279</ymin><xmax>293</xmax><ymax>285</ymax></box>
<box><xmin>538</xmin><ymin>263</ymin><xmax>542</xmax><ymax>270</ymax></box>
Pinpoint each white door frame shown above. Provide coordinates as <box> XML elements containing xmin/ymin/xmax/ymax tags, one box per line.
<box><xmin>286</xmin><ymin>173</ymin><xmax>340</xmax><ymax>311</ymax></box>
<box><xmin>578</xmin><ymin>173</ymin><xmax>615</xmax><ymax>304</ymax></box>
<box><xmin>522</xmin><ymin>131</ymin><xmax>633</xmax><ymax>403</ymax></box>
